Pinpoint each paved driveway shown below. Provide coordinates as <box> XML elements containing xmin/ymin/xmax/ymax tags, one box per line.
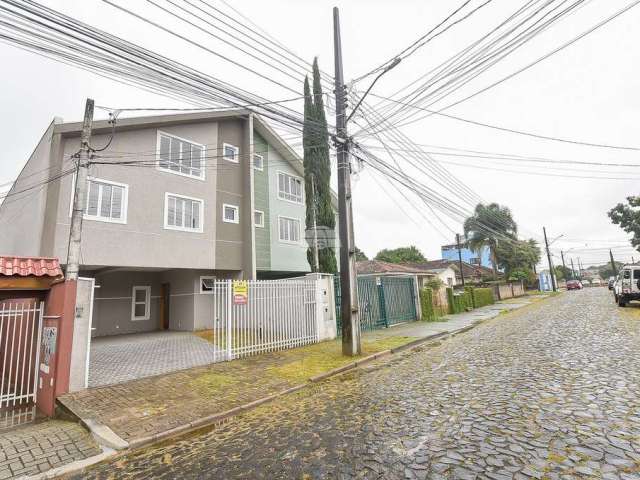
<box><xmin>72</xmin><ymin>288</ymin><xmax>640</xmax><ymax>479</ymax></box>
<box><xmin>89</xmin><ymin>332</ymin><xmax>218</xmax><ymax>387</ymax></box>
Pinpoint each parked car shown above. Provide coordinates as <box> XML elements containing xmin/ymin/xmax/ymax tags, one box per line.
<box><xmin>614</xmin><ymin>265</ymin><xmax>640</xmax><ymax>307</ymax></box>
<box><xmin>608</xmin><ymin>276</ymin><xmax>616</xmax><ymax>290</ymax></box>
<box><xmin>582</xmin><ymin>279</ymin><xmax>591</xmax><ymax>287</ymax></box>
<box><xmin>591</xmin><ymin>278</ymin><xmax>602</xmax><ymax>287</ymax></box>
<box><xmin>566</xmin><ymin>280</ymin><xmax>582</xmax><ymax>290</ymax></box>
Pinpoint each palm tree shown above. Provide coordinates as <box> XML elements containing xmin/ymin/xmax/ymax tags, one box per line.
<box><xmin>463</xmin><ymin>203</ymin><xmax>518</xmax><ymax>276</ymax></box>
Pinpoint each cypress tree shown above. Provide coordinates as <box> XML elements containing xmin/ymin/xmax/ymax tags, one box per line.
<box><xmin>303</xmin><ymin>58</ymin><xmax>337</xmax><ymax>273</ymax></box>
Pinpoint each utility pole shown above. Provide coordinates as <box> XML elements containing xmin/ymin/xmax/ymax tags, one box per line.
<box><xmin>456</xmin><ymin>233</ymin><xmax>465</xmax><ymax>287</ymax></box>
<box><xmin>578</xmin><ymin>257</ymin><xmax>583</xmax><ymax>280</ymax></box>
<box><xmin>543</xmin><ymin>227</ymin><xmax>557</xmax><ymax>292</ymax></box>
<box><xmin>570</xmin><ymin>258</ymin><xmax>576</xmax><ymax>280</ymax></box>
<box><xmin>560</xmin><ymin>250</ymin><xmax>567</xmax><ymax>280</ymax></box>
<box><xmin>609</xmin><ymin>249</ymin><xmax>618</xmax><ymax>276</ymax></box>
<box><xmin>310</xmin><ymin>174</ymin><xmax>320</xmax><ymax>272</ymax></box>
<box><xmin>334</xmin><ymin>7</ymin><xmax>361</xmax><ymax>356</ymax></box>
<box><xmin>66</xmin><ymin>98</ymin><xmax>94</xmax><ymax>281</ymax></box>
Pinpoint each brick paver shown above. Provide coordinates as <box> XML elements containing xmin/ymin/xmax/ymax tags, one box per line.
<box><xmin>89</xmin><ymin>332</ymin><xmax>219</xmax><ymax>387</ymax></box>
<box><xmin>0</xmin><ymin>419</ymin><xmax>100</xmax><ymax>479</ymax></box>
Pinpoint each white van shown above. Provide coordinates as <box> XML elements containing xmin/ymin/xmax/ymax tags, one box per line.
<box><xmin>614</xmin><ymin>265</ymin><xmax>640</xmax><ymax>307</ymax></box>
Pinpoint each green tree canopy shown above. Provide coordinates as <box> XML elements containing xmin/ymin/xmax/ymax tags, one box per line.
<box><xmin>495</xmin><ymin>238</ymin><xmax>541</xmax><ymax>279</ymax></box>
<box><xmin>608</xmin><ymin>197</ymin><xmax>639</xmax><ymax>251</ymax></box>
<box><xmin>303</xmin><ymin>58</ymin><xmax>337</xmax><ymax>274</ymax></box>
<box><xmin>464</xmin><ymin>203</ymin><xmax>518</xmax><ymax>275</ymax></box>
<box><xmin>374</xmin><ymin>246</ymin><xmax>426</xmax><ymax>264</ymax></box>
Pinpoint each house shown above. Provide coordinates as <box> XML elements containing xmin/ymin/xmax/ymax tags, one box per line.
<box><xmin>441</xmin><ymin>236</ymin><xmax>493</xmax><ymax>269</ymax></box>
<box><xmin>356</xmin><ymin>260</ymin><xmax>457</xmax><ymax>288</ymax></box>
<box><xmin>407</xmin><ymin>259</ymin><xmax>495</xmax><ymax>285</ymax></box>
<box><xmin>0</xmin><ymin>110</ymin><xmax>331</xmax><ymax>337</ymax></box>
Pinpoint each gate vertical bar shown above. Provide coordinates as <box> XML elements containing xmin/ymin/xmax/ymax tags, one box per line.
<box><xmin>0</xmin><ymin>303</ymin><xmax>6</xmax><ymax>407</ymax></box>
<box><xmin>226</xmin><ymin>280</ymin><xmax>232</xmax><ymax>361</ymax></box>
<box><xmin>32</xmin><ymin>302</ymin><xmax>44</xmax><ymax>403</ymax></box>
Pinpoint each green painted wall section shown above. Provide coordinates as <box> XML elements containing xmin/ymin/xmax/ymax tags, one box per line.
<box><xmin>253</xmin><ymin>131</ymin><xmax>271</xmax><ymax>270</ymax></box>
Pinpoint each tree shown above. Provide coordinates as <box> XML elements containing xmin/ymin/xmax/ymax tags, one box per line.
<box><xmin>495</xmin><ymin>238</ymin><xmax>541</xmax><ymax>281</ymax></box>
<box><xmin>374</xmin><ymin>246</ymin><xmax>426</xmax><ymax>264</ymax></box>
<box><xmin>303</xmin><ymin>58</ymin><xmax>337</xmax><ymax>273</ymax></box>
<box><xmin>598</xmin><ymin>262</ymin><xmax>623</xmax><ymax>280</ymax></box>
<box><xmin>464</xmin><ymin>203</ymin><xmax>518</xmax><ymax>276</ymax></box>
<box><xmin>554</xmin><ymin>265</ymin><xmax>572</xmax><ymax>281</ymax></box>
<box><xmin>608</xmin><ymin>197</ymin><xmax>640</xmax><ymax>251</ymax></box>
<box><xmin>354</xmin><ymin>247</ymin><xmax>368</xmax><ymax>261</ymax></box>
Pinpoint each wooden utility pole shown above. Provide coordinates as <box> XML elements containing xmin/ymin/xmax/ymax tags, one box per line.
<box><xmin>609</xmin><ymin>249</ymin><xmax>618</xmax><ymax>276</ymax></box>
<box><xmin>66</xmin><ymin>98</ymin><xmax>94</xmax><ymax>281</ymax></box>
<box><xmin>560</xmin><ymin>250</ymin><xmax>567</xmax><ymax>279</ymax></box>
<box><xmin>578</xmin><ymin>257</ymin><xmax>583</xmax><ymax>280</ymax></box>
<box><xmin>570</xmin><ymin>258</ymin><xmax>576</xmax><ymax>280</ymax></box>
<box><xmin>543</xmin><ymin>227</ymin><xmax>557</xmax><ymax>292</ymax></box>
<box><xmin>334</xmin><ymin>7</ymin><xmax>361</xmax><ymax>356</ymax></box>
<box><xmin>456</xmin><ymin>233</ymin><xmax>465</xmax><ymax>287</ymax></box>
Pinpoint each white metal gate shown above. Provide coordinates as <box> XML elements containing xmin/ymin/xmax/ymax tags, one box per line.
<box><xmin>210</xmin><ymin>278</ymin><xmax>320</xmax><ymax>362</ymax></box>
<box><xmin>0</xmin><ymin>301</ymin><xmax>43</xmax><ymax>408</ymax></box>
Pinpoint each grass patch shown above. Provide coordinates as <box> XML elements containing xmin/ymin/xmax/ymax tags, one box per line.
<box><xmin>189</xmin><ymin>372</ymin><xmax>238</xmax><ymax>394</ymax></box>
<box><xmin>266</xmin><ymin>335</ymin><xmax>418</xmax><ymax>383</ymax></box>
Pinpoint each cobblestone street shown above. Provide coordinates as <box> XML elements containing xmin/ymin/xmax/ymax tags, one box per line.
<box><xmin>67</xmin><ymin>289</ymin><xmax>640</xmax><ymax>479</ymax></box>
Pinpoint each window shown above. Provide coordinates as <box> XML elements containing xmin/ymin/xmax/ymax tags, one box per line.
<box><xmin>72</xmin><ymin>177</ymin><xmax>128</xmax><ymax>224</ymax></box>
<box><xmin>223</xmin><ymin>204</ymin><xmax>239</xmax><ymax>224</ymax></box>
<box><xmin>278</xmin><ymin>216</ymin><xmax>300</xmax><ymax>243</ymax></box>
<box><xmin>254</xmin><ymin>210</ymin><xmax>264</xmax><ymax>228</ymax></box>
<box><xmin>223</xmin><ymin>143</ymin><xmax>239</xmax><ymax>163</ymax></box>
<box><xmin>164</xmin><ymin>193</ymin><xmax>203</xmax><ymax>232</ymax></box>
<box><xmin>634</xmin><ymin>270</ymin><xmax>640</xmax><ymax>280</ymax></box>
<box><xmin>157</xmin><ymin>132</ymin><xmax>205</xmax><ymax>179</ymax></box>
<box><xmin>131</xmin><ymin>286</ymin><xmax>150</xmax><ymax>321</ymax></box>
<box><xmin>200</xmin><ymin>276</ymin><xmax>215</xmax><ymax>294</ymax></box>
<box><xmin>253</xmin><ymin>153</ymin><xmax>264</xmax><ymax>171</ymax></box>
<box><xmin>277</xmin><ymin>172</ymin><xmax>303</xmax><ymax>203</ymax></box>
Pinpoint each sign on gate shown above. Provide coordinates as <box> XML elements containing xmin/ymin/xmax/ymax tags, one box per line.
<box><xmin>232</xmin><ymin>280</ymin><xmax>248</xmax><ymax>305</ymax></box>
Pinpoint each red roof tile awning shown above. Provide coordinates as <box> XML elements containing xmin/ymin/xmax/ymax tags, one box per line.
<box><xmin>0</xmin><ymin>256</ymin><xmax>64</xmax><ymax>279</ymax></box>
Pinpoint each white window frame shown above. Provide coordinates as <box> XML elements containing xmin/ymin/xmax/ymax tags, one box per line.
<box><xmin>254</xmin><ymin>210</ymin><xmax>264</xmax><ymax>228</ymax></box>
<box><xmin>222</xmin><ymin>203</ymin><xmax>239</xmax><ymax>224</ymax></box>
<box><xmin>253</xmin><ymin>153</ymin><xmax>264</xmax><ymax>171</ymax></box>
<box><xmin>131</xmin><ymin>286</ymin><xmax>151</xmax><ymax>321</ymax></box>
<box><xmin>200</xmin><ymin>275</ymin><xmax>216</xmax><ymax>294</ymax></box>
<box><xmin>278</xmin><ymin>215</ymin><xmax>301</xmax><ymax>244</ymax></box>
<box><xmin>163</xmin><ymin>192</ymin><xmax>204</xmax><ymax>233</ymax></box>
<box><xmin>156</xmin><ymin>130</ymin><xmax>206</xmax><ymax>181</ymax></box>
<box><xmin>277</xmin><ymin>171</ymin><xmax>304</xmax><ymax>204</ymax></box>
<box><xmin>223</xmin><ymin>143</ymin><xmax>240</xmax><ymax>163</ymax></box>
<box><xmin>68</xmin><ymin>175</ymin><xmax>129</xmax><ymax>224</ymax></box>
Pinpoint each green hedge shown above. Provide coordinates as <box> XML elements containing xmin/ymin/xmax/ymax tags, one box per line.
<box><xmin>420</xmin><ymin>287</ymin><xmax>438</xmax><ymax>322</ymax></box>
<box><xmin>473</xmin><ymin>287</ymin><xmax>495</xmax><ymax>308</ymax></box>
<box><xmin>447</xmin><ymin>287</ymin><xmax>473</xmax><ymax>314</ymax></box>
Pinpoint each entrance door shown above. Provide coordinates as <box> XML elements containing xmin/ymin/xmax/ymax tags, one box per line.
<box><xmin>160</xmin><ymin>283</ymin><xmax>170</xmax><ymax>330</ymax></box>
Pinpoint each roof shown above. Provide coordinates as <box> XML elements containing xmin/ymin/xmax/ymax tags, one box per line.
<box><xmin>356</xmin><ymin>260</ymin><xmax>424</xmax><ymax>275</ymax></box>
<box><xmin>0</xmin><ymin>256</ymin><xmax>64</xmax><ymax>278</ymax></box>
<box><xmin>407</xmin><ymin>260</ymin><xmax>494</xmax><ymax>278</ymax></box>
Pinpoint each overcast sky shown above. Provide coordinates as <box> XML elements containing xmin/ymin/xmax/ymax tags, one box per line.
<box><xmin>1</xmin><ymin>0</ymin><xmax>639</xmax><ymax>268</ymax></box>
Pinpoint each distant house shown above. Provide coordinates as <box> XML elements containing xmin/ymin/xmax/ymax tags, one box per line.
<box><xmin>356</xmin><ymin>260</ymin><xmax>457</xmax><ymax>288</ymax></box>
<box><xmin>441</xmin><ymin>236</ymin><xmax>493</xmax><ymax>269</ymax></box>
<box><xmin>407</xmin><ymin>259</ymin><xmax>494</xmax><ymax>285</ymax></box>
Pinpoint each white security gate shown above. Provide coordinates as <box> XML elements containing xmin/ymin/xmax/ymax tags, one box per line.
<box><xmin>0</xmin><ymin>301</ymin><xmax>43</xmax><ymax>408</ymax></box>
<box><xmin>211</xmin><ymin>278</ymin><xmax>320</xmax><ymax>361</ymax></box>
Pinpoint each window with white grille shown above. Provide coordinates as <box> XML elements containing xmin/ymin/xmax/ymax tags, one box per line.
<box><xmin>279</xmin><ymin>217</ymin><xmax>300</xmax><ymax>243</ymax></box>
<box><xmin>277</xmin><ymin>172</ymin><xmax>303</xmax><ymax>203</ymax></box>
<box><xmin>77</xmin><ymin>178</ymin><xmax>128</xmax><ymax>224</ymax></box>
<box><xmin>164</xmin><ymin>193</ymin><xmax>203</xmax><ymax>232</ymax></box>
<box><xmin>223</xmin><ymin>143</ymin><xmax>240</xmax><ymax>163</ymax></box>
<box><xmin>131</xmin><ymin>286</ymin><xmax>150</xmax><ymax>321</ymax></box>
<box><xmin>157</xmin><ymin>132</ymin><xmax>204</xmax><ymax>179</ymax></box>
<box><xmin>253</xmin><ymin>153</ymin><xmax>264</xmax><ymax>171</ymax></box>
<box><xmin>223</xmin><ymin>204</ymin><xmax>239</xmax><ymax>224</ymax></box>
<box><xmin>254</xmin><ymin>210</ymin><xmax>264</xmax><ymax>228</ymax></box>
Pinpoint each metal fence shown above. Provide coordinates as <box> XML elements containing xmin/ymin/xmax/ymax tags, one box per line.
<box><xmin>0</xmin><ymin>301</ymin><xmax>43</xmax><ymax>408</ymax></box>
<box><xmin>335</xmin><ymin>275</ymin><xmax>418</xmax><ymax>333</ymax></box>
<box><xmin>209</xmin><ymin>278</ymin><xmax>320</xmax><ymax>361</ymax></box>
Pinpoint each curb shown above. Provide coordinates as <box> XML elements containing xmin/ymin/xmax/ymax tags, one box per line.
<box><xmin>50</xmin><ymin>296</ymin><xmax>543</xmax><ymax>478</ymax></box>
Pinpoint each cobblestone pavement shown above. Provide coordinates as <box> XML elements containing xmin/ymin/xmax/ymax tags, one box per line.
<box><xmin>68</xmin><ymin>289</ymin><xmax>640</xmax><ymax>480</ymax></box>
<box><xmin>0</xmin><ymin>419</ymin><xmax>100</xmax><ymax>479</ymax></box>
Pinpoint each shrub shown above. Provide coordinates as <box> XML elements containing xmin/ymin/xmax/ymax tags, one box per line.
<box><xmin>420</xmin><ymin>287</ymin><xmax>438</xmax><ymax>322</ymax></box>
<box><xmin>473</xmin><ymin>287</ymin><xmax>495</xmax><ymax>308</ymax></box>
<box><xmin>447</xmin><ymin>287</ymin><xmax>473</xmax><ymax>314</ymax></box>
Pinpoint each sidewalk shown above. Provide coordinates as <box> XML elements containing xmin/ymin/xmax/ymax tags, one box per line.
<box><xmin>16</xmin><ymin>294</ymin><xmax>544</xmax><ymax>479</ymax></box>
